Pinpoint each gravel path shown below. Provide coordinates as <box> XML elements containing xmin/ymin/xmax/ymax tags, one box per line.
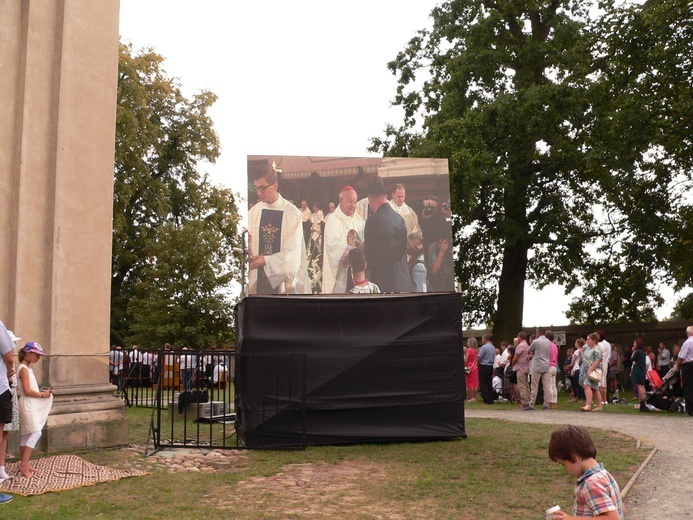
<box><xmin>464</xmin><ymin>408</ymin><xmax>693</xmax><ymax>519</ymax></box>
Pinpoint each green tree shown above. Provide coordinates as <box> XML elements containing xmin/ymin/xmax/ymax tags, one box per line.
<box><xmin>564</xmin><ymin>258</ymin><xmax>661</xmax><ymax>325</ymax></box>
<box><xmin>565</xmin><ymin>0</ymin><xmax>693</xmax><ymax>324</ymax></box>
<box><xmin>373</xmin><ymin>0</ymin><xmax>692</xmax><ymax>339</ymax></box>
<box><xmin>126</xmin><ymin>213</ymin><xmax>237</xmax><ymax>348</ymax></box>
<box><xmin>671</xmin><ymin>207</ymin><xmax>693</xmax><ymax>290</ymax></box>
<box><xmin>372</xmin><ymin>0</ymin><xmax>604</xmax><ymax>340</ymax></box>
<box><xmin>671</xmin><ymin>293</ymin><xmax>693</xmax><ymax>320</ymax></box>
<box><xmin>113</xmin><ymin>43</ymin><xmax>241</xmax><ymax>348</ymax></box>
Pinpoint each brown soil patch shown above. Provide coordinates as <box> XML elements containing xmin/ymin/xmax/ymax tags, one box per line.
<box><xmin>225</xmin><ymin>460</ymin><xmax>408</xmax><ymax>519</ymax></box>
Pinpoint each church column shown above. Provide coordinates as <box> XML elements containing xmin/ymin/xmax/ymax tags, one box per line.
<box><xmin>0</xmin><ymin>0</ymin><xmax>127</xmax><ymax>451</ymax></box>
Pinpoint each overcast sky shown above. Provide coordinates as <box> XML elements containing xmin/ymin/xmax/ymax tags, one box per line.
<box><xmin>118</xmin><ymin>1</ymin><xmax>676</xmax><ymax>328</ymax></box>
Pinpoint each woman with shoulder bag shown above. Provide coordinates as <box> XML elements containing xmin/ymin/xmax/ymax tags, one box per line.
<box><xmin>580</xmin><ymin>334</ymin><xmax>603</xmax><ymax>412</ymax></box>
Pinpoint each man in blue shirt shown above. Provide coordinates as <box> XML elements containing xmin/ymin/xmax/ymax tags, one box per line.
<box><xmin>478</xmin><ymin>334</ymin><xmax>496</xmax><ymax>404</ymax></box>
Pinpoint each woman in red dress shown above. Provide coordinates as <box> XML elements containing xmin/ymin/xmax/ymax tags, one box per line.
<box><xmin>464</xmin><ymin>337</ymin><xmax>479</xmax><ymax>402</ymax></box>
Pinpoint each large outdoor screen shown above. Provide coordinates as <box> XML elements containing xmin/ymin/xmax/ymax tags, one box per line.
<box><xmin>246</xmin><ymin>155</ymin><xmax>453</xmax><ymax>295</ymax></box>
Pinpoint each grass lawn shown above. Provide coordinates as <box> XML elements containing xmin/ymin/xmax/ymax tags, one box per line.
<box><xmin>6</xmin><ymin>393</ymin><xmax>650</xmax><ymax>519</ymax></box>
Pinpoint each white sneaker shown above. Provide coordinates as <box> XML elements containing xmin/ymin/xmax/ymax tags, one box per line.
<box><xmin>0</xmin><ymin>470</ymin><xmax>12</xmax><ymax>480</ymax></box>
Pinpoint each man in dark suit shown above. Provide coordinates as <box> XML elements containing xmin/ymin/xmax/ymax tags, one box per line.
<box><xmin>363</xmin><ymin>178</ymin><xmax>415</xmax><ymax>293</ymax></box>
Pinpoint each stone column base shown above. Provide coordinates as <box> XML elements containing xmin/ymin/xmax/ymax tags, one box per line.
<box><xmin>42</xmin><ymin>384</ymin><xmax>128</xmax><ymax>452</ymax></box>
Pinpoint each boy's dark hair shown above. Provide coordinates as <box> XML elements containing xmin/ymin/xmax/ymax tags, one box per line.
<box><xmin>548</xmin><ymin>425</ymin><xmax>597</xmax><ymax>462</ymax></box>
<box><xmin>347</xmin><ymin>248</ymin><xmax>367</xmax><ymax>273</ymax></box>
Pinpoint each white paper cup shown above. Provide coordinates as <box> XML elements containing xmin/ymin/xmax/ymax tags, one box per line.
<box><xmin>545</xmin><ymin>505</ymin><xmax>561</xmax><ymax>519</ymax></box>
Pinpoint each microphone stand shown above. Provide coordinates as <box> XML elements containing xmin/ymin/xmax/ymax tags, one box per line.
<box><xmin>233</xmin><ymin>229</ymin><xmax>248</xmax><ymax>299</ymax></box>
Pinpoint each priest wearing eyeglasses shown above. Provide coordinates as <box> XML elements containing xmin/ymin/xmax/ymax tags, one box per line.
<box><xmin>247</xmin><ymin>163</ymin><xmax>310</xmax><ymax>295</ymax></box>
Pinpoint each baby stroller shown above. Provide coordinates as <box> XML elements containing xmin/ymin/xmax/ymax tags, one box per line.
<box><xmin>641</xmin><ymin>367</ymin><xmax>685</xmax><ymax>413</ymax></box>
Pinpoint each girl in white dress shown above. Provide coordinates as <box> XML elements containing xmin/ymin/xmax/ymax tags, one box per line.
<box><xmin>16</xmin><ymin>342</ymin><xmax>53</xmax><ymax>478</ymax></box>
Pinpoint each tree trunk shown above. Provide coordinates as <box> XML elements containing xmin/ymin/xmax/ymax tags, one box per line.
<box><xmin>492</xmin><ymin>243</ymin><xmax>528</xmax><ymax>345</ymax></box>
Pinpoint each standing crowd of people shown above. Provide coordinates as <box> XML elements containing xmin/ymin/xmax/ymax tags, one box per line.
<box><xmin>464</xmin><ymin>325</ymin><xmax>693</xmax><ymax>417</ymax></box>
<box><xmin>563</xmin><ymin>327</ymin><xmax>693</xmax><ymax>414</ymax></box>
<box><xmin>108</xmin><ymin>343</ymin><xmax>234</xmax><ymax>419</ymax></box>
<box><xmin>465</xmin><ymin>327</ymin><xmax>561</xmax><ymax>409</ymax></box>
<box><xmin>109</xmin><ymin>343</ymin><xmax>230</xmax><ymax>392</ymax></box>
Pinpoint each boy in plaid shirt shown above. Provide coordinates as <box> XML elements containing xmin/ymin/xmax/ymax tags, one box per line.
<box><xmin>548</xmin><ymin>425</ymin><xmax>624</xmax><ymax>519</ymax></box>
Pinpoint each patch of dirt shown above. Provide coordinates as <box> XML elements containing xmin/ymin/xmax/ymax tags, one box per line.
<box><xmin>226</xmin><ymin>460</ymin><xmax>407</xmax><ymax>519</ymax></box>
<box><xmin>116</xmin><ymin>447</ymin><xmax>422</xmax><ymax>518</ymax></box>
<box><xmin>115</xmin><ymin>445</ymin><xmax>251</xmax><ymax>474</ymax></box>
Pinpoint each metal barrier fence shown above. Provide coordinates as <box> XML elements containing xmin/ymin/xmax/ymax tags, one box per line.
<box><xmin>110</xmin><ymin>349</ymin><xmax>234</xmax><ymax>410</ymax></box>
<box><xmin>110</xmin><ymin>349</ymin><xmax>307</xmax><ymax>452</ymax></box>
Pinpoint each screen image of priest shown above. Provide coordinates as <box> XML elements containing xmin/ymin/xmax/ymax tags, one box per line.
<box><xmin>234</xmin><ymin>292</ymin><xmax>466</xmax><ymax>448</ymax></box>
<box><xmin>246</xmin><ymin>155</ymin><xmax>454</xmax><ymax>295</ymax></box>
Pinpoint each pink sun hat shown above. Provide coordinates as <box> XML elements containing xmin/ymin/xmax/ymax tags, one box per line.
<box><xmin>23</xmin><ymin>341</ymin><xmax>47</xmax><ymax>356</ymax></box>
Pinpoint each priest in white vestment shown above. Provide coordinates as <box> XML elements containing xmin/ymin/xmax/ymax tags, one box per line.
<box><xmin>322</xmin><ymin>186</ymin><xmax>366</xmax><ymax>293</ymax></box>
<box><xmin>247</xmin><ymin>164</ymin><xmax>311</xmax><ymax>295</ymax></box>
<box><xmin>389</xmin><ymin>183</ymin><xmax>422</xmax><ymax>237</ymax></box>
